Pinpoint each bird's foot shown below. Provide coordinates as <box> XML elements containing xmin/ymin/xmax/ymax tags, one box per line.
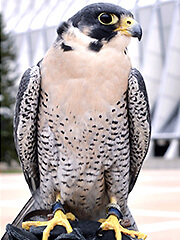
<box><xmin>98</xmin><ymin>202</ymin><xmax>147</xmax><ymax>240</ymax></box>
<box><xmin>22</xmin><ymin>200</ymin><xmax>75</xmax><ymax>240</ymax></box>
<box><xmin>98</xmin><ymin>215</ymin><xmax>147</xmax><ymax>240</ymax></box>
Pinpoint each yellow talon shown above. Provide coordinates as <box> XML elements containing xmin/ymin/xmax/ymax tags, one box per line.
<box><xmin>22</xmin><ymin>209</ymin><xmax>73</xmax><ymax>240</ymax></box>
<box><xmin>99</xmin><ymin>215</ymin><xmax>147</xmax><ymax>240</ymax></box>
<box><xmin>43</xmin><ymin>209</ymin><xmax>73</xmax><ymax>240</ymax></box>
<box><xmin>22</xmin><ymin>192</ymin><xmax>74</xmax><ymax>240</ymax></box>
<box><xmin>66</xmin><ymin>212</ymin><xmax>76</xmax><ymax>221</ymax></box>
<box><xmin>22</xmin><ymin>220</ymin><xmax>49</xmax><ymax>231</ymax></box>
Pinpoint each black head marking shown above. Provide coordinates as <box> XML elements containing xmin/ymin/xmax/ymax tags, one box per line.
<box><xmin>89</xmin><ymin>41</ymin><xmax>103</xmax><ymax>52</ymax></box>
<box><xmin>68</xmin><ymin>3</ymin><xmax>133</xmax><ymax>41</ymax></box>
<box><xmin>56</xmin><ymin>22</ymin><xmax>73</xmax><ymax>51</ymax></box>
<box><xmin>57</xmin><ymin>22</ymin><xmax>70</xmax><ymax>36</ymax></box>
<box><xmin>61</xmin><ymin>42</ymin><xmax>73</xmax><ymax>52</ymax></box>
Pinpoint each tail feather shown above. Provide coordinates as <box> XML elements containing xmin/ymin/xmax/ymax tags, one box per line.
<box><xmin>12</xmin><ymin>196</ymin><xmax>35</xmax><ymax>228</ymax></box>
<box><xmin>2</xmin><ymin>196</ymin><xmax>37</xmax><ymax>240</ymax></box>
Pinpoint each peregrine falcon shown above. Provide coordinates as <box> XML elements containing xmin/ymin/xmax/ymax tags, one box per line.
<box><xmin>13</xmin><ymin>3</ymin><xmax>150</xmax><ymax>240</ymax></box>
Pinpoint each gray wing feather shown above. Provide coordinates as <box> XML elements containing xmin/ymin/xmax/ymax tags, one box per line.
<box><xmin>14</xmin><ymin>65</ymin><xmax>41</xmax><ymax>193</ymax></box>
<box><xmin>128</xmin><ymin>68</ymin><xmax>151</xmax><ymax>193</ymax></box>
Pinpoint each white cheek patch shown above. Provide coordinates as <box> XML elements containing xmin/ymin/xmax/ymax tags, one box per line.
<box><xmin>63</xmin><ymin>25</ymin><xmax>94</xmax><ymax>48</ymax></box>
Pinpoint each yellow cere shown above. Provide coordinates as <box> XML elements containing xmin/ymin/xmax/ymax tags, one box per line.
<box><xmin>115</xmin><ymin>16</ymin><xmax>135</xmax><ymax>32</ymax></box>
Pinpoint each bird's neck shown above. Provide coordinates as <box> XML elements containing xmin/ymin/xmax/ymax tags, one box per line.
<box><xmin>55</xmin><ymin>23</ymin><xmax>131</xmax><ymax>55</ymax></box>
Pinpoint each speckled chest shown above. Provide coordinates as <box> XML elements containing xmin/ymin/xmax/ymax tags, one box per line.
<box><xmin>37</xmin><ymin>89</ymin><xmax>130</xmax><ymax>201</ymax></box>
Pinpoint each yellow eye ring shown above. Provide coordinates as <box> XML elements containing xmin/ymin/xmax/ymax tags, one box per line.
<box><xmin>98</xmin><ymin>12</ymin><xmax>119</xmax><ymax>25</ymax></box>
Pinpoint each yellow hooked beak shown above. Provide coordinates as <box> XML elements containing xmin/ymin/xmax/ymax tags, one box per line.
<box><xmin>115</xmin><ymin>16</ymin><xmax>142</xmax><ymax>41</ymax></box>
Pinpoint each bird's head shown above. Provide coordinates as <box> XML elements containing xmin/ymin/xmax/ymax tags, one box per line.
<box><xmin>67</xmin><ymin>3</ymin><xmax>142</xmax><ymax>42</ymax></box>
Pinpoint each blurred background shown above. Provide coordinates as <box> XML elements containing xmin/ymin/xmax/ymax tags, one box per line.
<box><xmin>0</xmin><ymin>0</ymin><xmax>180</xmax><ymax>239</ymax></box>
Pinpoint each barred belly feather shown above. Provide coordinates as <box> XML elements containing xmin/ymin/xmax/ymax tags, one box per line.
<box><xmin>37</xmin><ymin>90</ymin><xmax>132</xmax><ymax>221</ymax></box>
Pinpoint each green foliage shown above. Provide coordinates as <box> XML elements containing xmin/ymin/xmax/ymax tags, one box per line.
<box><xmin>0</xmin><ymin>13</ymin><xmax>18</xmax><ymax>164</ymax></box>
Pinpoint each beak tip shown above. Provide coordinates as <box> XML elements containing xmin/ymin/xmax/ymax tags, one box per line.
<box><xmin>138</xmin><ymin>33</ymin><xmax>142</xmax><ymax>41</ymax></box>
<box><xmin>132</xmin><ymin>27</ymin><xmax>142</xmax><ymax>41</ymax></box>
<box><xmin>138</xmin><ymin>27</ymin><xmax>142</xmax><ymax>41</ymax></box>
<box><xmin>130</xmin><ymin>21</ymin><xmax>142</xmax><ymax>41</ymax></box>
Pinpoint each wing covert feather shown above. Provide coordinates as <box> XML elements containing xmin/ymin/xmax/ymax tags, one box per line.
<box><xmin>14</xmin><ymin>65</ymin><xmax>41</xmax><ymax>193</ymax></box>
<box><xmin>128</xmin><ymin>68</ymin><xmax>151</xmax><ymax>193</ymax></box>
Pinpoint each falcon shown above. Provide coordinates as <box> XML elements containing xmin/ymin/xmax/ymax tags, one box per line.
<box><xmin>13</xmin><ymin>3</ymin><xmax>151</xmax><ymax>240</ymax></box>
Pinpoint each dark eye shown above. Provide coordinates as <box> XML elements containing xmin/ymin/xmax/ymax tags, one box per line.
<box><xmin>99</xmin><ymin>13</ymin><xmax>112</xmax><ymax>24</ymax></box>
<box><xmin>98</xmin><ymin>13</ymin><xmax>119</xmax><ymax>25</ymax></box>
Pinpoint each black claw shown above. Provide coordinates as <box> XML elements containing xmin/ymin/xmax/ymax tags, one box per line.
<box><xmin>96</xmin><ymin>227</ymin><xmax>104</xmax><ymax>237</ymax></box>
<box><xmin>75</xmin><ymin>216</ymin><xmax>79</xmax><ymax>221</ymax></box>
